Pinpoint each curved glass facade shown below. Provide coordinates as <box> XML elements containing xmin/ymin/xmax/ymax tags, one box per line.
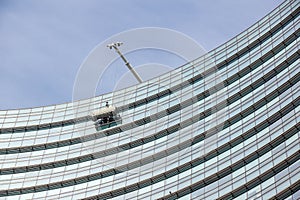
<box><xmin>0</xmin><ymin>0</ymin><xmax>299</xmax><ymax>199</ymax></box>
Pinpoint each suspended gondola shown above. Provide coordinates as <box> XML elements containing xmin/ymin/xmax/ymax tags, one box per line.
<box><xmin>90</xmin><ymin>103</ymin><xmax>122</xmax><ymax>130</ymax></box>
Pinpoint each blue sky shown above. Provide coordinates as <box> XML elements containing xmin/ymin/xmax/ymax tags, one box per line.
<box><xmin>0</xmin><ymin>0</ymin><xmax>284</xmax><ymax>109</ymax></box>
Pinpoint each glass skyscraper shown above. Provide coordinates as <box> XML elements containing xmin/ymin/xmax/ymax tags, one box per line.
<box><xmin>0</xmin><ymin>0</ymin><xmax>299</xmax><ymax>199</ymax></box>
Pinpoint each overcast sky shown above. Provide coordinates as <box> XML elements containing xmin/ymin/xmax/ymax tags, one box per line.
<box><xmin>0</xmin><ymin>0</ymin><xmax>284</xmax><ymax>110</ymax></box>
